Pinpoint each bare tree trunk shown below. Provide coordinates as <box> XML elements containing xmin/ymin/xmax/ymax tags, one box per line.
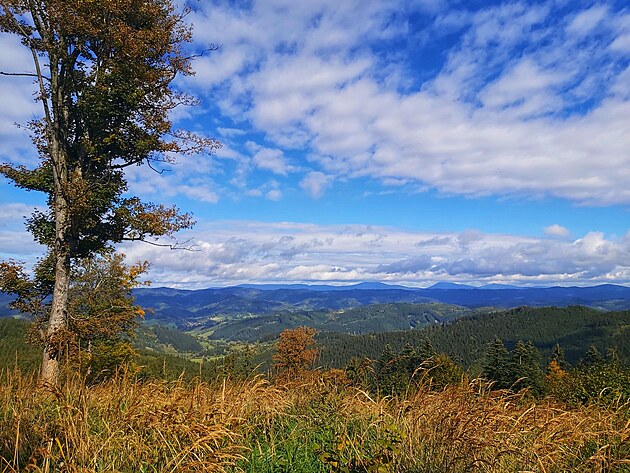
<box><xmin>40</xmin><ymin>241</ymin><xmax>70</xmax><ymax>384</ymax></box>
<box><xmin>41</xmin><ymin>115</ymin><xmax>71</xmax><ymax>385</ymax></box>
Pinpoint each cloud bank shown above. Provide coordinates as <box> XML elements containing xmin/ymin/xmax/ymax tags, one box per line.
<box><xmin>118</xmin><ymin>220</ymin><xmax>630</xmax><ymax>288</ymax></box>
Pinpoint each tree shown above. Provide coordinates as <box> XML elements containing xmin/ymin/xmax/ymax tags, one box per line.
<box><xmin>550</xmin><ymin>343</ymin><xmax>570</xmax><ymax>371</ymax></box>
<box><xmin>399</xmin><ymin>343</ymin><xmax>421</xmax><ymax>378</ymax></box>
<box><xmin>417</xmin><ymin>337</ymin><xmax>438</xmax><ymax>361</ymax></box>
<box><xmin>0</xmin><ymin>0</ymin><xmax>219</xmax><ymax>383</ymax></box>
<box><xmin>1</xmin><ymin>252</ymin><xmax>149</xmax><ymax>381</ymax></box>
<box><xmin>374</xmin><ymin>344</ymin><xmax>407</xmax><ymax>396</ymax></box>
<box><xmin>419</xmin><ymin>353</ymin><xmax>464</xmax><ymax>390</ymax></box>
<box><xmin>345</xmin><ymin>356</ymin><xmax>373</xmax><ymax>388</ymax></box>
<box><xmin>584</xmin><ymin>345</ymin><xmax>604</xmax><ymax>366</ymax></box>
<box><xmin>508</xmin><ymin>341</ymin><xmax>544</xmax><ymax>395</ymax></box>
<box><xmin>482</xmin><ymin>338</ymin><xmax>510</xmax><ymax>389</ymax></box>
<box><xmin>272</xmin><ymin>327</ymin><xmax>318</xmax><ymax>377</ymax></box>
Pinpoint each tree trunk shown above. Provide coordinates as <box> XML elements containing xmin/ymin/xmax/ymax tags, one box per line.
<box><xmin>40</xmin><ymin>242</ymin><xmax>70</xmax><ymax>384</ymax></box>
<box><xmin>40</xmin><ymin>114</ymin><xmax>71</xmax><ymax>385</ymax></box>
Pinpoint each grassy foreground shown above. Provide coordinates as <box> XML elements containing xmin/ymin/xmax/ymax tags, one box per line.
<box><xmin>0</xmin><ymin>370</ymin><xmax>628</xmax><ymax>472</ymax></box>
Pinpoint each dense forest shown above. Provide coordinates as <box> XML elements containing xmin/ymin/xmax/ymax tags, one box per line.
<box><xmin>317</xmin><ymin>305</ymin><xmax>630</xmax><ymax>369</ymax></box>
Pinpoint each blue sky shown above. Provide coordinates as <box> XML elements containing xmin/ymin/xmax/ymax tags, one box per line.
<box><xmin>1</xmin><ymin>0</ymin><xmax>630</xmax><ymax>287</ymax></box>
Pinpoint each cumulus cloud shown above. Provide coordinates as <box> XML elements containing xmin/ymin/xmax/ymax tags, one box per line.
<box><xmin>565</xmin><ymin>5</ymin><xmax>608</xmax><ymax>36</ymax></box>
<box><xmin>112</xmin><ymin>221</ymin><xmax>630</xmax><ymax>288</ymax></box>
<box><xmin>3</xmin><ymin>2</ymin><xmax>630</xmax><ymax>205</ymax></box>
<box><xmin>122</xmin><ymin>156</ymin><xmax>222</xmax><ymax>204</ymax></box>
<box><xmin>251</xmin><ymin>147</ymin><xmax>291</xmax><ymax>176</ymax></box>
<box><xmin>2</xmin><ymin>2</ymin><xmax>629</xmax><ymax>289</ymax></box>
<box><xmin>265</xmin><ymin>189</ymin><xmax>282</xmax><ymax>201</ymax></box>
<box><xmin>0</xmin><ymin>34</ymin><xmax>43</xmax><ymax>165</ymax></box>
<box><xmin>178</xmin><ymin>1</ymin><xmax>630</xmax><ymax>205</ymax></box>
<box><xmin>0</xmin><ymin>203</ymin><xmax>36</xmax><ymax>227</ymax></box>
<box><xmin>0</xmin><ymin>203</ymin><xmax>46</xmax><ymax>258</ymax></box>
<box><xmin>544</xmin><ymin>224</ymin><xmax>570</xmax><ymax>238</ymax></box>
<box><xmin>300</xmin><ymin>171</ymin><xmax>333</xmax><ymax>198</ymax></box>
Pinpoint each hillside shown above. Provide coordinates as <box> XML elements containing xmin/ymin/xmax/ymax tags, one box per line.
<box><xmin>317</xmin><ymin>306</ymin><xmax>630</xmax><ymax>370</ymax></box>
<box><xmin>207</xmin><ymin>302</ymin><xmax>482</xmax><ymax>342</ymax></box>
<box><xmin>3</xmin><ymin>305</ymin><xmax>629</xmax><ymax>378</ymax></box>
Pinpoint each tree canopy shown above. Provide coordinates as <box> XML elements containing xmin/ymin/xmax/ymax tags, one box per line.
<box><xmin>0</xmin><ymin>0</ymin><xmax>218</xmax><ymax>383</ymax></box>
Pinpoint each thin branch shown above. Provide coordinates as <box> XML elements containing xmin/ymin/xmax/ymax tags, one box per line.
<box><xmin>184</xmin><ymin>44</ymin><xmax>222</xmax><ymax>61</ymax></box>
<box><xmin>122</xmin><ymin>237</ymin><xmax>199</xmax><ymax>251</ymax></box>
<box><xmin>146</xmin><ymin>159</ymin><xmax>172</xmax><ymax>174</ymax></box>
<box><xmin>0</xmin><ymin>71</ymin><xmax>51</xmax><ymax>81</ymax></box>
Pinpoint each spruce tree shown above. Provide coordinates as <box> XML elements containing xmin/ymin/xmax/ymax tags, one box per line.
<box><xmin>509</xmin><ymin>341</ymin><xmax>544</xmax><ymax>395</ymax></box>
<box><xmin>482</xmin><ymin>338</ymin><xmax>510</xmax><ymax>389</ymax></box>
<box><xmin>551</xmin><ymin>343</ymin><xmax>570</xmax><ymax>371</ymax></box>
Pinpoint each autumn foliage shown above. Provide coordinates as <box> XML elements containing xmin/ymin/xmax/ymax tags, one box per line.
<box><xmin>0</xmin><ymin>0</ymin><xmax>219</xmax><ymax>383</ymax></box>
<box><xmin>272</xmin><ymin>327</ymin><xmax>318</xmax><ymax>377</ymax></box>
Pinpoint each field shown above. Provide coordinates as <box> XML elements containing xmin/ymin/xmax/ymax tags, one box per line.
<box><xmin>1</xmin><ymin>369</ymin><xmax>628</xmax><ymax>473</ymax></box>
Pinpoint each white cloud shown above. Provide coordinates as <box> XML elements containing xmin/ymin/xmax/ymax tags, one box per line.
<box><xmin>299</xmin><ymin>171</ymin><xmax>333</xmax><ymax>198</ymax></box>
<box><xmin>123</xmin><ymin>156</ymin><xmax>222</xmax><ymax>204</ymax></box>
<box><xmin>0</xmin><ymin>203</ymin><xmax>46</xmax><ymax>257</ymax></box>
<box><xmin>0</xmin><ymin>230</ymin><xmax>45</xmax><ymax>257</ymax></box>
<box><xmin>3</xmin><ymin>2</ymin><xmax>630</xmax><ymax>206</ymax></box>
<box><xmin>544</xmin><ymin>224</ymin><xmax>570</xmax><ymax>238</ymax></box>
<box><xmin>251</xmin><ymin>147</ymin><xmax>291</xmax><ymax>176</ymax></box>
<box><xmin>479</xmin><ymin>58</ymin><xmax>566</xmax><ymax>116</ymax></box>
<box><xmin>2</xmin><ymin>0</ymin><xmax>630</xmax><ymax>291</ymax></box>
<box><xmin>265</xmin><ymin>189</ymin><xmax>282</xmax><ymax>201</ymax></box>
<box><xmin>566</xmin><ymin>5</ymin><xmax>608</xmax><ymax>36</ymax></box>
<box><xmin>217</xmin><ymin>127</ymin><xmax>247</xmax><ymax>137</ymax></box>
<box><xmin>610</xmin><ymin>34</ymin><xmax>630</xmax><ymax>53</ymax></box>
<box><xmin>114</xmin><ymin>220</ymin><xmax>630</xmax><ymax>288</ymax></box>
<box><xmin>0</xmin><ymin>203</ymin><xmax>36</xmax><ymax>227</ymax></box>
<box><xmin>176</xmin><ymin>1</ymin><xmax>630</xmax><ymax>206</ymax></box>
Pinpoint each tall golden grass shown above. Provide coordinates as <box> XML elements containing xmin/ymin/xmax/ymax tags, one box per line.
<box><xmin>0</xmin><ymin>369</ymin><xmax>628</xmax><ymax>472</ymax></box>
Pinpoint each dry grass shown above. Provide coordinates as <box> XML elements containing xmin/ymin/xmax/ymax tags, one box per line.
<box><xmin>0</xmin><ymin>369</ymin><xmax>628</xmax><ymax>472</ymax></box>
<box><xmin>0</xmin><ymin>371</ymin><xmax>286</xmax><ymax>472</ymax></box>
<box><xmin>385</xmin><ymin>381</ymin><xmax>629</xmax><ymax>472</ymax></box>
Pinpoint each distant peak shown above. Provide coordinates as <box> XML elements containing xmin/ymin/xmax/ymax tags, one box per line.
<box><xmin>427</xmin><ymin>282</ymin><xmax>474</xmax><ymax>290</ymax></box>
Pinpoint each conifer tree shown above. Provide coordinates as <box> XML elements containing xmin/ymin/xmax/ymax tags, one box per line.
<box><xmin>417</xmin><ymin>336</ymin><xmax>438</xmax><ymax>362</ymax></box>
<box><xmin>345</xmin><ymin>356</ymin><xmax>372</xmax><ymax>388</ymax></box>
<box><xmin>584</xmin><ymin>345</ymin><xmax>604</xmax><ymax>366</ymax></box>
<box><xmin>374</xmin><ymin>344</ymin><xmax>401</xmax><ymax>395</ymax></box>
<box><xmin>551</xmin><ymin>343</ymin><xmax>570</xmax><ymax>371</ymax></box>
<box><xmin>482</xmin><ymin>338</ymin><xmax>510</xmax><ymax>389</ymax></box>
<box><xmin>509</xmin><ymin>341</ymin><xmax>544</xmax><ymax>395</ymax></box>
<box><xmin>0</xmin><ymin>0</ymin><xmax>219</xmax><ymax>383</ymax></box>
<box><xmin>421</xmin><ymin>353</ymin><xmax>464</xmax><ymax>390</ymax></box>
<box><xmin>399</xmin><ymin>343</ymin><xmax>421</xmax><ymax>377</ymax></box>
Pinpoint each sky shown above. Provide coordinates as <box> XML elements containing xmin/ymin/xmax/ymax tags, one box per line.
<box><xmin>1</xmin><ymin>0</ymin><xmax>630</xmax><ymax>288</ymax></box>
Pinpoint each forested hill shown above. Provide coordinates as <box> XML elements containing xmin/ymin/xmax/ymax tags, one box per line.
<box><xmin>3</xmin><ymin>283</ymin><xmax>630</xmax><ymax>323</ymax></box>
<box><xmin>317</xmin><ymin>306</ymin><xmax>630</xmax><ymax>370</ymax></box>
<box><xmin>207</xmin><ymin>303</ymin><xmax>487</xmax><ymax>342</ymax></box>
<box><xmin>126</xmin><ymin>283</ymin><xmax>630</xmax><ymax>327</ymax></box>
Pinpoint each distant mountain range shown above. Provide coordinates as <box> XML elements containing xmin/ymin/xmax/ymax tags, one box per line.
<box><xmin>124</xmin><ymin>283</ymin><xmax>630</xmax><ymax>329</ymax></box>
<box><xmin>3</xmin><ymin>283</ymin><xmax>630</xmax><ymax>329</ymax></box>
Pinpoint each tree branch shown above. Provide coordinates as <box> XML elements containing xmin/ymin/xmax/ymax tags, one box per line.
<box><xmin>122</xmin><ymin>237</ymin><xmax>199</xmax><ymax>251</ymax></box>
<box><xmin>185</xmin><ymin>44</ymin><xmax>222</xmax><ymax>61</ymax></box>
<box><xmin>0</xmin><ymin>71</ymin><xmax>51</xmax><ymax>81</ymax></box>
<box><xmin>146</xmin><ymin>159</ymin><xmax>172</xmax><ymax>174</ymax></box>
